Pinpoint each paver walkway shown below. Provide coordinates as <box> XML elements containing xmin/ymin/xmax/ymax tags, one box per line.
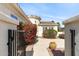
<box><xmin>33</xmin><ymin>38</ymin><xmax>64</xmax><ymax>56</ymax></box>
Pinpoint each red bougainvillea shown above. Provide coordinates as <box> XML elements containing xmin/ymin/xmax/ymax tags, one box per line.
<box><xmin>17</xmin><ymin>22</ymin><xmax>37</xmax><ymax>44</ymax></box>
<box><xmin>23</xmin><ymin>23</ymin><xmax>37</xmax><ymax>44</ymax></box>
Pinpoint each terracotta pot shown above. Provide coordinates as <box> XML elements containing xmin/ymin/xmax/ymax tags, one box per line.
<box><xmin>49</xmin><ymin>42</ymin><xmax>57</xmax><ymax>50</ymax></box>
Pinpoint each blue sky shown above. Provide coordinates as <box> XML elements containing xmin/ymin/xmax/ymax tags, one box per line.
<box><xmin>19</xmin><ymin>3</ymin><xmax>79</xmax><ymax>24</ymax></box>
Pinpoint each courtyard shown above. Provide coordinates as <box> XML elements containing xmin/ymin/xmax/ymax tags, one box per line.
<box><xmin>31</xmin><ymin>38</ymin><xmax>64</xmax><ymax>56</ymax></box>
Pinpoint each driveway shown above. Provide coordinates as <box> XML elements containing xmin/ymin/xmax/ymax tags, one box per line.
<box><xmin>33</xmin><ymin>38</ymin><xmax>64</xmax><ymax>56</ymax></box>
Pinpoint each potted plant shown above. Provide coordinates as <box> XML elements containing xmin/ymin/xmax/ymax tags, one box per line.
<box><xmin>49</xmin><ymin>42</ymin><xmax>57</xmax><ymax>50</ymax></box>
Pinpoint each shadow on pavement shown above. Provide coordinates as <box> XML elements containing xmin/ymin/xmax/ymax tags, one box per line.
<box><xmin>52</xmin><ymin>50</ymin><xmax>64</xmax><ymax>56</ymax></box>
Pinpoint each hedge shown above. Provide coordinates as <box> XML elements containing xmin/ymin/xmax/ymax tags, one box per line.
<box><xmin>43</xmin><ymin>29</ymin><xmax>57</xmax><ymax>38</ymax></box>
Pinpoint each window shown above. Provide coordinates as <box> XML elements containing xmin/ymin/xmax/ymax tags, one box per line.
<box><xmin>11</xmin><ymin>14</ymin><xmax>18</xmax><ymax>20</ymax></box>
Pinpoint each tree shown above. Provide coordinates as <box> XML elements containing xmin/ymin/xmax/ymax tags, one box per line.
<box><xmin>51</xmin><ymin>20</ymin><xmax>55</xmax><ymax>22</ymax></box>
<box><xmin>17</xmin><ymin>21</ymin><xmax>25</xmax><ymax>30</ymax></box>
<box><xmin>23</xmin><ymin>24</ymin><xmax>37</xmax><ymax>44</ymax></box>
<box><xmin>57</xmin><ymin>22</ymin><xmax>60</xmax><ymax>26</ymax></box>
<box><xmin>43</xmin><ymin>29</ymin><xmax>57</xmax><ymax>38</ymax></box>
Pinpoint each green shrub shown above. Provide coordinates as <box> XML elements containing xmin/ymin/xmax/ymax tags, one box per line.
<box><xmin>43</xmin><ymin>29</ymin><xmax>57</xmax><ymax>38</ymax></box>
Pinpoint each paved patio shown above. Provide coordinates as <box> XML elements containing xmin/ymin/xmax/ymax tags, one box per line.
<box><xmin>33</xmin><ymin>38</ymin><xmax>64</xmax><ymax>56</ymax></box>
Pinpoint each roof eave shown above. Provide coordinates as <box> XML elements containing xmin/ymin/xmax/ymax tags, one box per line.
<box><xmin>11</xmin><ymin>4</ymin><xmax>31</xmax><ymax>23</ymax></box>
<box><xmin>63</xmin><ymin>15</ymin><xmax>79</xmax><ymax>24</ymax></box>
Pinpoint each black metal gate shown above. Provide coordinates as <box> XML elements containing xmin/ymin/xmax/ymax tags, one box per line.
<box><xmin>7</xmin><ymin>30</ymin><xmax>17</xmax><ymax>56</ymax></box>
<box><xmin>7</xmin><ymin>29</ymin><xmax>26</xmax><ymax>56</ymax></box>
<box><xmin>70</xmin><ymin>29</ymin><xmax>76</xmax><ymax>56</ymax></box>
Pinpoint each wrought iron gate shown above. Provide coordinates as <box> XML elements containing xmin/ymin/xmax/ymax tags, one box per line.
<box><xmin>7</xmin><ymin>30</ymin><xmax>17</xmax><ymax>56</ymax></box>
<box><xmin>7</xmin><ymin>29</ymin><xmax>26</xmax><ymax>56</ymax></box>
<box><xmin>70</xmin><ymin>29</ymin><xmax>75</xmax><ymax>56</ymax></box>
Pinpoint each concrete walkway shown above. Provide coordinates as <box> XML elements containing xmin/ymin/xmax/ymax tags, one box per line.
<box><xmin>33</xmin><ymin>38</ymin><xmax>64</xmax><ymax>56</ymax></box>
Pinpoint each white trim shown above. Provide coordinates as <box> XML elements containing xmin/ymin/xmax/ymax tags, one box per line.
<box><xmin>0</xmin><ymin>11</ymin><xmax>19</xmax><ymax>25</ymax></box>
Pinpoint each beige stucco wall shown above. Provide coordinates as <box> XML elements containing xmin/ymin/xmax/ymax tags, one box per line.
<box><xmin>36</xmin><ymin>26</ymin><xmax>43</xmax><ymax>37</ymax></box>
<box><xmin>0</xmin><ymin>4</ymin><xmax>28</xmax><ymax>23</ymax></box>
<box><xmin>29</xmin><ymin>17</ymin><xmax>40</xmax><ymax>25</ymax></box>
<box><xmin>0</xmin><ymin>4</ymin><xmax>19</xmax><ymax>20</ymax></box>
<box><xmin>53</xmin><ymin>26</ymin><xmax>58</xmax><ymax>31</ymax></box>
<box><xmin>65</xmin><ymin>21</ymin><xmax>79</xmax><ymax>56</ymax></box>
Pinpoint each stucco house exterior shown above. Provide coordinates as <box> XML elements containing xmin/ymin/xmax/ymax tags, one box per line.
<box><xmin>64</xmin><ymin>15</ymin><xmax>79</xmax><ymax>56</ymax></box>
<box><xmin>0</xmin><ymin>4</ymin><xmax>30</xmax><ymax>56</ymax></box>
<box><xmin>29</xmin><ymin>15</ymin><xmax>58</xmax><ymax>37</ymax></box>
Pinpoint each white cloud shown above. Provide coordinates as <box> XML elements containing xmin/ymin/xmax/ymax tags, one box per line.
<box><xmin>41</xmin><ymin>14</ymin><xmax>67</xmax><ymax>20</ymax></box>
<box><xmin>49</xmin><ymin>16</ymin><xmax>67</xmax><ymax>19</ymax></box>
